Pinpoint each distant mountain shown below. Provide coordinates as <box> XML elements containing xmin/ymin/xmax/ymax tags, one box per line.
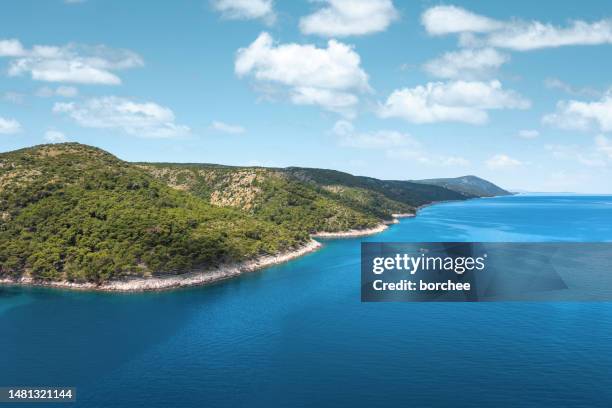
<box><xmin>415</xmin><ymin>175</ymin><xmax>511</xmax><ymax>198</ymax></box>
<box><xmin>283</xmin><ymin>167</ymin><xmax>470</xmax><ymax>207</ymax></box>
<box><xmin>0</xmin><ymin>143</ymin><xmax>506</xmax><ymax>285</ymax></box>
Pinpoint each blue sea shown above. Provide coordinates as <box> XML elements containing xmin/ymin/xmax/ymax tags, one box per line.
<box><xmin>2</xmin><ymin>194</ymin><xmax>612</xmax><ymax>407</ymax></box>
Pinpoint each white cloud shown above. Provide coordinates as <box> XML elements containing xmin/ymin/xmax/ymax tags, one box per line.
<box><xmin>421</xmin><ymin>6</ymin><xmax>612</xmax><ymax>51</ymax></box>
<box><xmin>423</xmin><ymin>48</ymin><xmax>509</xmax><ymax>79</ymax></box>
<box><xmin>236</xmin><ymin>33</ymin><xmax>370</xmax><ymax>91</ymax></box>
<box><xmin>211</xmin><ymin>121</ymin><xmax>246</xmax><ymax>134</ymax></box>
<box><xmin>235</xmin><ymin>32</ymin><xmax>370</xmax><ymax>116</ymax></box>
<box><xmin>290</xmin><ymin>87</ymin><xmax>359</xmax><ymax>117</ymax></box>
<box><xmin>44</xmin><ymin>130</ymin><xmax>68</xmax><ymax>143</ymax></box>
<box><xmin>421</xmin><ymin>6</ymin><xmax>503</xmax><ymax>36</ymax></box>
<box><xmin>332</xmin><ymin>120</ymin><xmax>417</xmax><ymax>149</ymax></box>
<box><xmin>0</xmin><ymin>39</ymin><xmax>25</xmax><ymax>57</ymax></box>
<box><xmin>212</xmin><ymin>0</ymin><xmax>275</xmax><ymax>24</ymax></box>
<box><xmin>36</xmin><ymin>85</ymin><xmax>79</xmax><ymax>98</ymax></box>
<box><xmin>486</xmin><ymin>154</ymin><xmax>522</xmax><ymax>169</ymax></box>
<box><xmin>0</xmin><ymin>117</ymin><xmax>22</xmax><ymax>134</ymax></box>
<box><xmin>53</xmin><ymin>96</ymin><xmax>190</xmax><ymax>138</ymax></box>
<box><xmin>299</xmin><ymin>0</ymin><xmax>398</xmax><ymax>37</ymax></box>
<box><xmin>487</xmin><ymin>19</ymin><xmax>612</xmax><ymax>51</ymax></box>
<box><xmin>518</xmin><ymin>129</ymin><xmax>539</xmax><ymax>139</ymax></box>
<box><xmin>13</xmin><ymin>61</ymin><xmax>120</xmax><ymax>84</ymax></box>
<box><xmin>543</xmin><ymin>91</ymin><xmax>612</xmax><ymax>132</ymax></box>
<box><xmin>378</xmin><ymin>80</ymin><xmax>529</xmax><ymax>125</ymax></box>
<box><xmin>2</xmin><ymin>41</ymin><xmax>143</xmax><ymax>85</ymax></box>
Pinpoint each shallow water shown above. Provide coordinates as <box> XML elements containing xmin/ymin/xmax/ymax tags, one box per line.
<box><xmin>2</xmin><ymin>195</ymin><xmax>612</xmax><ymax>407</ymax></box>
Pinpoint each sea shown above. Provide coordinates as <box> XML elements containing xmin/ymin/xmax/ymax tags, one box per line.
<box><xmin>1</xmin><ymin>194</ymin><xmax>612</xmax><ymax>407</ymax></box>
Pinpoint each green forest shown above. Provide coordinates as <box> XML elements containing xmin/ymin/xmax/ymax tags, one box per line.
<box><xmin>0</xmin><ymin>143</ymin><xmax>506</xmax><ymax>284</ymax></box>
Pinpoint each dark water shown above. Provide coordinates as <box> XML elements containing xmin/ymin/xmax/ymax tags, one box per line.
<box><xmin>2</xmin><ymin>195</ymin><xmax>612</xmax><ymax>407</ymax></box>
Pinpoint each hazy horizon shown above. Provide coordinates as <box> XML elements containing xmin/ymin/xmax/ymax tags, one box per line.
<box><xmin>6</xmin><ymin>140</ymin><xmax>612</xmax><ymax>194</ymax></box>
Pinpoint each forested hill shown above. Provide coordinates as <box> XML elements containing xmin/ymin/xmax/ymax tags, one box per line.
<box><xmin>415</xmin><ymin>175</ymin><xmax>511</xmax><ymax>197</ymax></box>
<box><xmin>283</xmin><ymin>167</ymin><xmax>471</xmax><ymax>206</ymax></box>
<box><xmin>137</xmin><ymin>163</ymin><xmax>471</xmax><ymax>234</ymax></box>
<box><xmin>0</xmin><ymin>143</ymin><xmax>306</xmax><ymax>283</ymax></box>
<box><xmin>0</xmin><ymin>143</ymin><xmax>507</xmax><ymax>284</ymax></box>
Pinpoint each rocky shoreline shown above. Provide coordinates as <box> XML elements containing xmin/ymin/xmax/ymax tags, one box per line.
<box><xmin>311</xmin><ymin>213</ymin><xmax>416</xmax><ymax>238</ymax></box>
<box><xmin>311</xmin><ymin>223</ymin><xmax>389</xmax><ymax>238</ymax></box>
<box><xmin>0</xmin><ymin>239</ymin><xmax>322</xmax><ymax>293</ymax></box>
<box><xmin>391</xmin><ymin>213</ymin><xmax>416</xmax><ymax>218</ymax></box>
<box><xmin>0</xmin><ymin>212</ymin><xmax>418</xmax><ymax>292</ymax></box>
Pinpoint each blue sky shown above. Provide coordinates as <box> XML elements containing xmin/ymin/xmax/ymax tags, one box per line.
<box><xmin>2</xmin><ymin>0</ymin><xmax>612</xmax><ymax>192</ymax></box>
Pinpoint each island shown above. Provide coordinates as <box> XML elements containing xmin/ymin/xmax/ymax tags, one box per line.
<box><xmin>0</xmin><ymin>143</ymin><xmax>510</xmax><ymax>291</ymax></box>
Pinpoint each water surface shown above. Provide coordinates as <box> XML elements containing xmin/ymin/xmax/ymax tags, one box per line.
<box><xmin>2</xmin><ymin>195</ymin><xmax>612</xmax><ymax>407</ymax></box>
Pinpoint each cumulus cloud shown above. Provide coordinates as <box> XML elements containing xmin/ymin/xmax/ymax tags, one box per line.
<box><xmin>53</xmin><ymin>96</ymin><xmax>190</xmax><ymax>138</ymax></box>
<box><xmin>543</xmin><ymin>91</ymin><xmax>612</xmax><ymax>132</ymax></box>
<box><xmin>0</xmin><ymin>39</ymin><xmax>25</xmax><ymax>57</ymax></box>
<box><xmin>486</xmin><ymin>154</ymin><xmax>522</xmax><ymax>169</ymax></box>
<box><xmin>421</xmin><ymin>6</ymin><xmax>503</xmax><ymax>36</ymax></box>
<box><xmin>235</xmin><ymin>32</ymin><xmax>370</xmax><ymax>116</ymax></box>
<box><xmin>421</xmin><ymin>5</ymin><xmax>612</xmax><ymax>51</ymax></box>
<box><xmin>210</xmin><ymin>121</ymin><xmax>246</xmax><ymax>134</ymax></box>
<box><xmin>299</xmin><ymin>0</ymin><xmax>398</xmax><ymax>37</ymax></box>
<box><xmin>0</xmin><ymin>117</ymin><xmax>22</xmax><ymax>134</ymax></box>
<box><xmin>423</xmin><ymin>48</ymin><xmax>509</xmax><ymax>79</ymax></box>
<box><xmin>44</xmin><ymin>130</ymin><xmax>68</xmax><ymax>143</ymax></box>
<box><xmin>212</xmin><ymin>0</ymin><xmax>275</xmax><ymax>24</ymax></box>
<box><xmin>235</xmin><ymin>33</ymin><xmax>369</xmax><ymax>91</ymax></box>
<box><xmin>1</xmin><ymin>40</ymin><xmax>143</xmax><ymax>85</ymax></box>
<box><xmin>518</xmin><ymin>129</ymin><xmax>539</xmax><ymax>139</ymax></box>
<box><xmin>486</xmin><ymin>19</ymin><xmax>612</xmax><ymax>51</ymax></box>
<box><xmin>378</xmin><ymin>80</ymin><xmax>529</xmax><ymax>125</ymax></box>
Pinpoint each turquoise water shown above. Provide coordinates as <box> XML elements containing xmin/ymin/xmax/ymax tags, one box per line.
<box><xmin>2</xmin><ymin>194</ymin><xmax>612</xmax><ymax>407</ymax></box>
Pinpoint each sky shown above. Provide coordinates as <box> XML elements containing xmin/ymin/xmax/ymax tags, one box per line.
<box><xmin>1</xmin><ymin>0</ymin><xmax>612</xmax><ymax>193</ymax></box>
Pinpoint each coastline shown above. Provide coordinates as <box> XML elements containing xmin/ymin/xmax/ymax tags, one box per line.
<box><xmin>311</xmin><ymin>223</ymin><xmax>389</xmax><ymax>238</ymax></box>
<box><xmin>311</xmin><ymin>213</ymin><xmax>416</xmax><ymax>238</ymax></box>
<box><xmin>0</xmin><ymin>239</ymin><xmax>322</xmax><ymax>293</ymax></box>
<box><xmin>0</xmin><ymin>211</ymin><xmax>419</xmax><ymax>292</ymax></box>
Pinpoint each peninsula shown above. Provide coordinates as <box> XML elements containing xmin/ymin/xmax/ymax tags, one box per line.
<box><xmin>0</xmin><ymin>143</ymin><xmax>509</xmax><ymax>291</ymax></box>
